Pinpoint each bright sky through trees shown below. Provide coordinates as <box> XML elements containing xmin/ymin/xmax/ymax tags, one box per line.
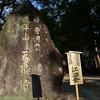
<box><xmin>32</xmin><ymin>1</ymin><xmax>41</xmax><ymax>10</ymax></box>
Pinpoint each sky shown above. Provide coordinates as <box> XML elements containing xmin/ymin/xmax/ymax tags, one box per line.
<box><xmin>32</xmin><ymin>1</ymin><xmax>42</xmax><ymax>10</ymax></box>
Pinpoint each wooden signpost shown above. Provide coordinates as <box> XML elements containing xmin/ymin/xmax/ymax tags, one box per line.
<box><xmin>65</xmin><ymin>51</ymin><xmax>83</xmax><ymax>100</ymax></box>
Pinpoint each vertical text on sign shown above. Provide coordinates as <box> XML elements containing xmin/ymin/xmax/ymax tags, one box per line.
<box><xmin>33</xmin><ymin>17</ymin><xmax>41</xmax><ymax>51</ymax></box>
<box><xmin>72</xmin><ymin>67</ymin><xmax>80</xmax><ymax>84</ymax></box>
<box><xmin>20</xmin><ymin>79</ymin><xmax>31</xmax><ymax>92</ymax></box>
<box><xmin>22</xmin><ymin>16</ymin><xmax>30</xmax><ymax>50</ymax></box>
<box><xmin>67</xmin><ymin>54</ymin><xmax>72</xmax><ymax>65</ymax></box>
<box><xmin>20</xmin><ymin>16</ymin><xmax>31</xmax><ymax>92</ymax></box>
<box><xmin>21</xmin><ymin>16</ymin><xmax>31</xmax><ymax>75</ymax></box>
<box><xmin>76</xmin><ymin>54</ymin><xmax>81</xmax><ymax>66</ymax></box>
<box><xmin>21</xmin><ymin>50</ymin><xmax>31</xmax><ymax>75</ymax></box>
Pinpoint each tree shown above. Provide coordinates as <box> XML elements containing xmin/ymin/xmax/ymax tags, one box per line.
<box><xmin>0</xmin><ymin>0</ymin><xmax>16</xmax><ymax>30</ymax></box>
<box><xmin>0</xmin><ymin>0</ymin><xmax>36</xmax><ymax>30</ymax></box>
<box><xmin>36</xmin><ymin>0</ymin><xmax>100</xmax><ymax>69</ymax></box>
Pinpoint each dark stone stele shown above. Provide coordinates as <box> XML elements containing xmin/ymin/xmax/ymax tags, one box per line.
<box><xmin>0</xmin><ymin>1</ymin><xmax>75</xmax><ymax>100</ymax></box>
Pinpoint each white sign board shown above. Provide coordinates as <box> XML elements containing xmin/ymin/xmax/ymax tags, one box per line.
<box><xmin>66</xmin><ymin>51</ymin><xmax>83</xmax><ymax>85</ymax></box>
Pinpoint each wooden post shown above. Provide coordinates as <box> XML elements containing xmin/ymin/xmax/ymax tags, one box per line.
<box><xmin>75</xmin><ymin>84</ymin><xmax>79</xmax><ymax>100</ymax></box>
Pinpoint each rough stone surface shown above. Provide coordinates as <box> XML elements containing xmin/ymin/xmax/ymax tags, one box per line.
<box><xmin>0</xmin><ymin>1</ymin><xmax>74</xmax><ymax>100</ymax></box>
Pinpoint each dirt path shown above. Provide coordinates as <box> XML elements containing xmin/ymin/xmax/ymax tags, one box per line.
<box><xmin>63</xmin><ymin>75</ymin><xmax>100</xmax><ymax>100</ymax></box>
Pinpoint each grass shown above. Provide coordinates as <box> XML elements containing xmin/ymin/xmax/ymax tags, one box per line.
<box><xmin>0</xmin><ymin>96</ymin><xmax>33</xmax><ymax>100</ymax></box>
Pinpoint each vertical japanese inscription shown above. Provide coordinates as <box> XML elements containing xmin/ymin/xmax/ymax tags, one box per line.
<box><xmin>33</xmin><ymin>17</ymin><xmax>41</xmax><ymax>51</ymax></box>
<box><xmin>76</xmin><ymin>54</ymin><xmax>81</xmax><ymax>66</ymax></box>
<box><xmin>22</xmin><ymin>16</ymin><xmax>30</xmax><ymax>50</ymax></box>
<box><xmin>72</xmin><ymin>67</ymin><xmax>80</xmax><ymax>83</ymax></box>
<box><xmin>21</xmin><ymin>51</ymin><xmax>31</xmax><ymax>75</ymax></box>
<box><xmin>20</xmin><ymin>79</ymin><xmax>31</xmax><ymax>92</ymax></box>
<box><xmin>20</xmin><ymin>16</ymin><xmax>31</xmax><ymax>92</ymax></box>
<box><xmin>67</xmin><ymin>54</ymin><xmax>72</xmax><ymax>65</ymax></box>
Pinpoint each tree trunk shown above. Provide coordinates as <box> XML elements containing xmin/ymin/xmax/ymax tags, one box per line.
<box><xmin>94</xmin><ymin>40</ymin><xmax>100</xmax><ymax>68</ymax></box>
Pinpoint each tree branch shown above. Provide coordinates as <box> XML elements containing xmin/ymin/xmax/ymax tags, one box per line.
<box><xmin>0</xmin><ymin>0</ymin><xmax>16</xmax><ymax>17</ymax></box>
<box><xmin>0</xmin><ymin>0</ymin><xmax>16</xmax><ymax>7</ymax></box>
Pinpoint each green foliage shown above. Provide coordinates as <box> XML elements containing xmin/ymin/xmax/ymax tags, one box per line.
<box><xmin>37</xmin><ymin>0</ymin><xmax>100</xmax><ymax>54</ymax></box>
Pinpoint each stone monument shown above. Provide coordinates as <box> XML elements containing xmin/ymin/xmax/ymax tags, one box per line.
<box><xmin>0</xmin><ymin>1</ymin><xmax>74</xmax><ymax>100</ymax></box>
